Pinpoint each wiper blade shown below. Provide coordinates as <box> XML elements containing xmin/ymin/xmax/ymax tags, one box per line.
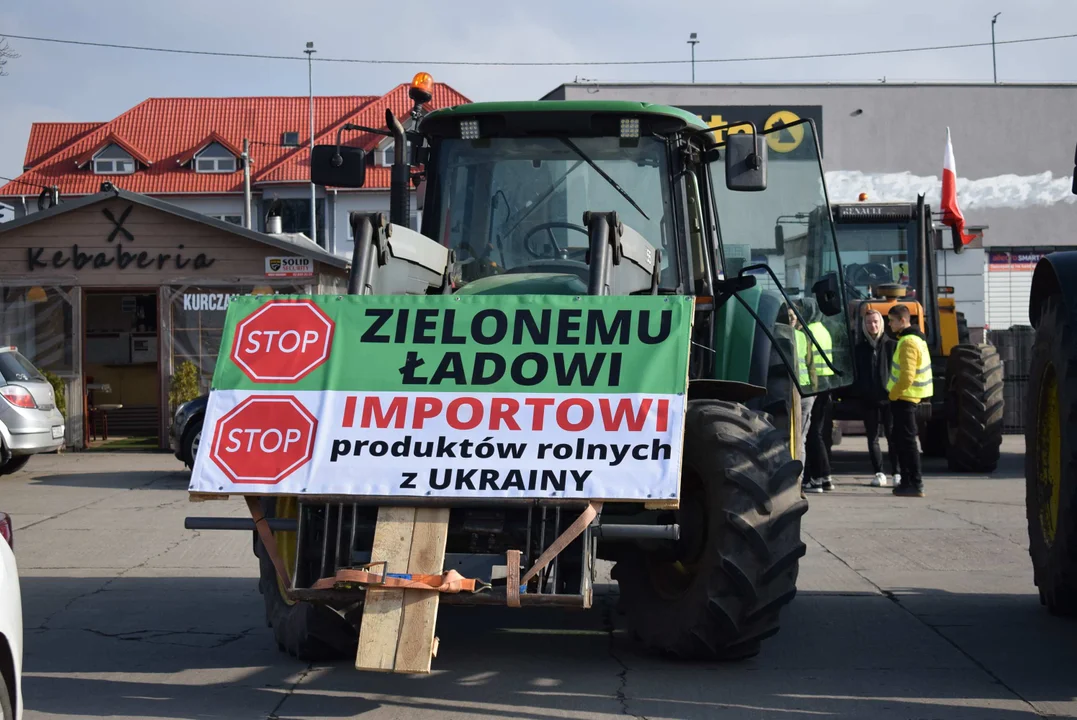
<box><xmin>558</xmin><ymin>137</ymin><xmax>650</xmax><ymax>221</ymax></box>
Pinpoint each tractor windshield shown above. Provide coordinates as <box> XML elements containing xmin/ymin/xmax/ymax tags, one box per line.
<box><xmin>709</xmin><ymin>120</ymin><xmax>854</xmax><ymax>393</ymax></box>
<box><xmin>433</xmin><ymin>136</ymin><xmax>677</xmax><ymax>288</ymax></box>
<box><xmin>832</xmin><ymin>222</ymin><xmax>916</xmax><ymax>299</ymax></box>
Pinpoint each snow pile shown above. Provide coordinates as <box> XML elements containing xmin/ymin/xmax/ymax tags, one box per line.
<box><xmin>825</xmin><ymin>170</ymin><xmax>1077</xmax><ymax>209</ymax></box>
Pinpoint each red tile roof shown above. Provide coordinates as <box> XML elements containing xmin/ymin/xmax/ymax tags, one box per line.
<box><xmin>1</xmin><ymin>83</ymin><xmax>471</xmax><ymax>198</ymax></box>
<box><xmin>24</xmin><ymin>122</ymin><xmax>104</xmax><ymax>170</ymax></box>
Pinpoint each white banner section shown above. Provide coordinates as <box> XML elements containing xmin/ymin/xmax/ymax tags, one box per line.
<box><xmin>189</xmin><ymin>390</ymin><xmax>686</xmax><ymax>501</ymax></box>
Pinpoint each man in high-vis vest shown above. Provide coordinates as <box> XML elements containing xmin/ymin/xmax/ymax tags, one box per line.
<box><xmin>802</xmin><ymin>300</ymin><xmax>836</xmax><ymax>494</ymax></box>
<box><xmin>886</xmin><ymin>304</ymin><xmax>933</xmax><ymax>497</ymax></box>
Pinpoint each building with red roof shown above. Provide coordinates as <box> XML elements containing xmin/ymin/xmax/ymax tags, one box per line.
<box><xmin>1</xmin><ymin>81</ymin><xmax>471</xmax><ymax>257</ymax></box>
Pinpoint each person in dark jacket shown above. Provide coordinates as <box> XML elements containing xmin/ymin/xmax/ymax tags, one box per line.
<box><xmin>854</xmin><ymin>309</ymin><xmax>899</xmax><ymax>487</ymax></box>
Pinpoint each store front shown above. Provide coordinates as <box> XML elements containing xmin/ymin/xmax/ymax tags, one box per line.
<box><xmin>0</xmin><ymin>188</ymin><xmax>349</xmax><ymax>450</ymax></box>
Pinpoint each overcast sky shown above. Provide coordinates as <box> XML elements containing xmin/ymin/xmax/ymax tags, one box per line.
<box><xmin>3</xmin><ymin>0</ymin><xmax>1077</xmax><ymax>183</ymax></box>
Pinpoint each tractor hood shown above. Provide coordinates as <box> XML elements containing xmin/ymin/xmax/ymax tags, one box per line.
<box><xmin>453</xmin><ymin>272</ymin><xmax>589</xmax><ymax>296</ymax></box>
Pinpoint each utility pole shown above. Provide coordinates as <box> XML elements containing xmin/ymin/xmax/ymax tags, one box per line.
<box><xmin>687</xmin><ymin>33</ymin><xmax>699</xmax><ymax>83</ymax></box>
<box><xmin>305</xmin><ymin>41</ymin><xmax>317</xmax><ymax>246</ymax></box>
<box><xmin>242</xmin><ymin>139</ymin><xmax>252</xmax><ymax>230</ymax></box>
<box><xmin>991</xmin><ymin>13</ymin><xmax>1001</xmax><ymax>83</ymax></box>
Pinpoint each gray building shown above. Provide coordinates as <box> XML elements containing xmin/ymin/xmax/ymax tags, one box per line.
<box><xmin>544</xmin><ymin>82</ymin><xmax>1077</xmax><ymax>332</ymax></box>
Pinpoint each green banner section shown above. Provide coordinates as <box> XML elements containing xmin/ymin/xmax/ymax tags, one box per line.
<box><xmin>211</xmin><ymin>294</ymin><xmax>693</xmax><ymax>395</ymax></box>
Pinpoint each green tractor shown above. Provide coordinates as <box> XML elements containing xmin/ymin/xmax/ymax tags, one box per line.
<box><xmin>191</xmin><ymin>77</ymin><xmax>858</xmax><ymax>662</ymax></box>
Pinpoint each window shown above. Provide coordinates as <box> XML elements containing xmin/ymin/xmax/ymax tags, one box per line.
<box><xmin>93</xmin><ymin>144</ymin><xmax>135</xmax><ymax>175</ymax></box>
<box><xmin>281</xmin><ymin>132</ymin><xmax>300</xmax><ymax>147</ymax></box>
<box><xmin>271</xmin><ymin>198</ymin><xmax>326</xmax><ymax>246</ymax></box>
<box><xmin>194</xmin><ymin>143</ymin><xmax>237</xmax><ymax>173</ymax></box>
<box><xmin>212</xmin><ymin>215</ymin><xmax>243</xmax><ymax>225</ymax></box>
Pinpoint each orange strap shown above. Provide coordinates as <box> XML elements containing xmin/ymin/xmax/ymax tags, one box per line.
<box><xmin>311</xmin><ymin>567</ymin><xmax>482</xmax><ymax>593</ymax></box>
<box><xmin>246</xmin><ymin>496</ymin><xmax>291</xmax><ymax>590</ymax></box>
<box><xmin>504</xmin><ymin>501</ymin><xmax>602</xmax><ymax>606</ymax></box>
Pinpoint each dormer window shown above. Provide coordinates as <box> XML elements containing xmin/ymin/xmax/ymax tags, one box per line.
<box><xmin>377</xmin><ymin>140</ymin><xmax>412</xmax><ymax>167</ymax></box>
<box><xmin>194</xmin><ymin>142</ymin><xmax>237</xmax><ymax>173</ymax></box>
<box><xmin>93</xmin><ymin>144</ymin><xmax>135</xmax><ymax>175</ymax></box>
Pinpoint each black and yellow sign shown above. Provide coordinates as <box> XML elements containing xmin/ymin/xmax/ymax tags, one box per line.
<box><xmin>677</xmin><ymin>105</ymin><xmax>824</xmax><ymax>158</ymax></box>
<box><xmin>763</xmin><ymin>110</ymin><xmax>805</xmax><ymax>152</ymax></box>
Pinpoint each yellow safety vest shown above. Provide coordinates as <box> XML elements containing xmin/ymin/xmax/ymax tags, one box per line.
<box><xmin>807</xmin><ymin>322</ymin><xmax>834</xmax><ymax>377</ymax></box>
<box><xmin>886</xmin><ymin>333</ymin><xmax>933</xmax><ymax>400</ymax></box>
<box><xmin>794</xmin><ymin>329</ymin><xmax>810</xmax><ymax>385</ymax></box>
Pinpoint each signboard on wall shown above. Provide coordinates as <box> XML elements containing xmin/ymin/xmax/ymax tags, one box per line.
<box><xmin>677</xmin><ymin>105</ymin><xmax>824</xmax><ymax>158</ymax></box>
<box><xmin>265</xmin><ymin>256</ymin><xmax>314</xmax><ymax>278</ymax></box>
<box><xmin>988</xmin><ymin>251</ymin><xmax>1048</xmax><ymax>271</ymax></box>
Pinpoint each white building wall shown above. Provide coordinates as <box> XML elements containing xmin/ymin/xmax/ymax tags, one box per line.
<box><xmin>936</xmin><ymin>247</ymin><xmax>986</xmax><ymax>329</ymax></box>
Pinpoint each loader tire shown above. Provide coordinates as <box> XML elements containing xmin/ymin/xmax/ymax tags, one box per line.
<box><xmin>1025</xmin><ymin>295</ymin><xmax>1077</xmax><ymax>616</ymax></box>
<box><xmin>612</xmin><ymin>400</ymin><xmax>806</xmax><ymax>660</ymax></box>
<box><xmin>945</xmin><ymin>344</ymin><xmax>1004</xmax><ymax>473</ymax></box>
<box><xmin>957</xmin><ymin>311</ymin><xmax>971</xmax><ymax>345</ymax></box>
<box><xmin>256</xmin><ymin>500</ymin><xmax>359</xmax><ymax>661</ymax></box>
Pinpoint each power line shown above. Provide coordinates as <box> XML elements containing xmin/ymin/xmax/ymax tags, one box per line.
<box><xmin>0</xmin><ymin>174</ymin><xmax>50</xmax><ymax>190</ymax></box>
<box><xmin>1</xmin><ymin>30</ymin><xmax>1076</xmax><ymax>68</ymax></box>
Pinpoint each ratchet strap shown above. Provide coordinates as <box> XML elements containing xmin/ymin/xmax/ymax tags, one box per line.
<box><xmin>507</xmin><ymin>501</ymin><xmax>602</xmax><ymax>607</ymax></box>
<box><xmin>311</xmin><ymin>564</ymin><xmax>485</xmax><ymax>593</ymax></box>
<box><xmin>245</xmin><ymin>496</ymin><xmax>292</xmax><ymax>590</ymax></box>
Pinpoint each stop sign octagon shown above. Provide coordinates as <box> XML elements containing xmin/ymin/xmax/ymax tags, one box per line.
<box><xmin>230</xmin><ymin>299</ymin><xmax>335</xmax><ymax>383</ymax></box>
<box><xmin>210</xmin><ymin>395</ymin><xmax>317</xmax><ymax>484</ymax></box>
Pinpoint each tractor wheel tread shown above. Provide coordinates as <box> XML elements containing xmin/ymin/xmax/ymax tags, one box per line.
<box><xmin>1025</xmin><ymin>295</ymin><xmax>1077</xmax><ymax>616</ymax></box>
<box><xmin>944</xmin><ymin>344</ymin><xmax>1005</xmax><ymax>473</ymax></box>
<box><xmin>256</xmin><ymin>500</ymin><xmax>359</xmax><ymax>661</ymax></box>
<box><xmin>612</xmin><ymin>400</ymin><xmax>803</xmax><ymax>660</ymax></box>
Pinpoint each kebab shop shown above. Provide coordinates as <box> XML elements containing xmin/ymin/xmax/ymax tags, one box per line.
<box><xmin>0</xmin><ymin>189</ymin><xmax>349</xmax><ymax>449</ymax></box>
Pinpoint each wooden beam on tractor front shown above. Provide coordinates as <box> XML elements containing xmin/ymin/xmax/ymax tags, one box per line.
<box><xmin>355</xmin><ymin>506</ymin><xmax>450</xmax><ymax>673</ymax></box>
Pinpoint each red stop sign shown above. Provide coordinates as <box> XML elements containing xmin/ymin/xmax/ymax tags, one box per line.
<box><xmin>210</xmin><ymin>395</ymin><xmax>318</xmax><ymax>484</ymax></box>
<box><xmin>230</xmin><ymin>299</ymin><xmax>335</xmax><ymax>383</ymax></box>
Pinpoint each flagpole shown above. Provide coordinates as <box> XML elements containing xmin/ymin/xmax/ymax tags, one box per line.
<box><xmin>991</xmin><ymin>13</ymin><xmax>1001</xmax><ymax>83</ymax></box>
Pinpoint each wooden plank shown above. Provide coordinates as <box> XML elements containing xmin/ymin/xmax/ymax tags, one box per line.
<box><xmin>393</xmin><ymin>507</ymin><xmax>450</xmax><ymax>673</ymax></box>
<box><xmin>355</xmin><ymin>506</ymin><xmax>416</xmax><ymax>671</ymax></box>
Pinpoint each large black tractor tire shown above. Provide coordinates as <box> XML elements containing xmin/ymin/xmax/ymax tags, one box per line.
<box><xmin>1025</xmin><ymin>295</ymin><xmax>1077</xmax><ymax>616</ymax></box>
<box><xmin>256</xmin><ymin>500</ymin><xmax>359</xmax><ymax>661</ymax></box>
<box><xmin>945</xmin><ymin>344</ymin><xmax>1005</xmax><ymax>473</ymax></box>
<box><xmin>956</xmin><ymin>311</ymin><xmax>971</xmax><ymax>345</ymax></box>
<box><xmin>612</xmin><ymin>400</ymin><xmax>806</xmax><ymax>660</ymax></box>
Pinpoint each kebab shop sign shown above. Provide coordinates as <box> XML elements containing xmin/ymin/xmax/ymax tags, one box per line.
<box><xmin>189</xmin><ymin>295</ymin><xmax>693</xmax><ymax>501</ymax></box>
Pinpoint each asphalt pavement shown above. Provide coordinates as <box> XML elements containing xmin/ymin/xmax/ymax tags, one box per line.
<box><xmin>4</xmin><ymin>435</ymin><xmax>1077</xmax><ymax>719</ymax></box>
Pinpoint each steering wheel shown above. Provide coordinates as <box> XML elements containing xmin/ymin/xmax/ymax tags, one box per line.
<box><xmin>846</xmin><ymin>262</ymin><xmax>894</xmax><ymax>287</ymax></box>
<box><xmin>523</xmin><ymin>221</ymin><xmax>589</xmax><ymax>259</ymax></box>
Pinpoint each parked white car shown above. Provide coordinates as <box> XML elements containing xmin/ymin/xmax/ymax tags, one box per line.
<box><xmin>0</xmin><ymin>512</ymin><xmax>22</xmax><ymax>719</ymax></box>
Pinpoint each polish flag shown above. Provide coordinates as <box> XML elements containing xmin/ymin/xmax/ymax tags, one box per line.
<box><xmin>941</xmin><ymin>127</ymin><xmax>973</xmax><ymax>247</ymax></box>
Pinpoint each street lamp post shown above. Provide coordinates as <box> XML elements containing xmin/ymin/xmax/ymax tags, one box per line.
<box><xmin>991</xmin><ymin>13</ymin><xmax>1001</xmax><ymax>84</ymax></box>
<box><xmin>687</xmin><ymin>33</ymin><xmax>699</xmax><ymax>83</ymax></box>
<box><xmin>305</xmin><ymin>41</ymin><xmax>317</xmax><ymax>247</ymax></box>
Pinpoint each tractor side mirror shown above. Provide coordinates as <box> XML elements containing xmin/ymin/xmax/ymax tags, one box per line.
<box><xmin>311</xmin><ymin>144</ymin><xmax>367</xmax><ymax>188</ymax></box>
<box><xmin>812</xmin><ymin>273</ymin><xmax>843</xmax><ymax>316</ymax></box>
<box><xmin>725</xmin><ymin>132</ymin><xmax>767</xmax><ymax>192</ymax></box>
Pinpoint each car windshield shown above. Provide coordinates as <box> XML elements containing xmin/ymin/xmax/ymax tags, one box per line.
<box><xmin>0</xmin><ymin>350</ymin><xmax>45</xmax><ymax>383</ymax></box>
<box><xmin>833</xmin><ymin>223</ymin><xmax>915</xmax><ymax>299</ymax></box>
<box><xmin>434</xmin><ymin>136</ymin><xmax>677</xmax><ymax>288</ymax></box>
